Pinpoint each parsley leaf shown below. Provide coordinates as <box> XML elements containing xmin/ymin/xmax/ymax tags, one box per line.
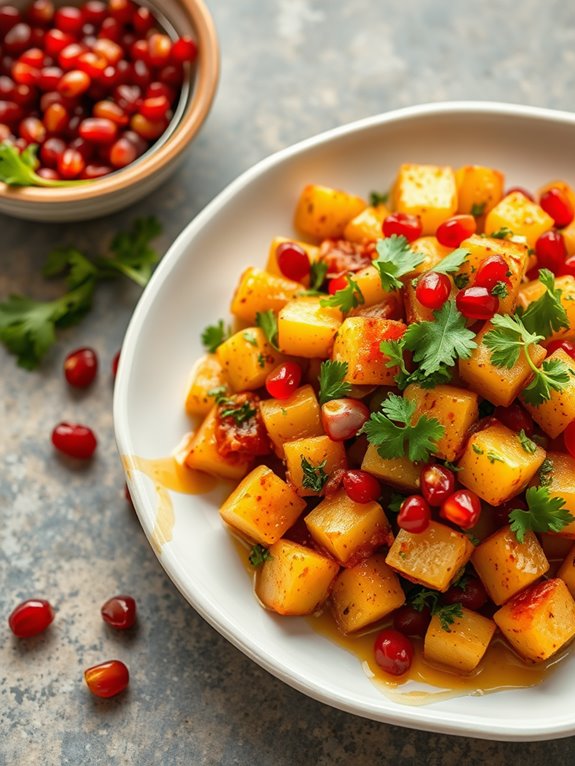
<box><xmin>410</xmin><ymin>588</ymin><xmax>440</xmax><ymax>613</ymax></box>
<box><xmin>255</xmin><ymin>310</ymin><xmax>279</xmax><ymax>350</ymax></box>
<box><xmin>219</xmin><ymin>399</ymin><xmax>257</xmax><ymax>424</ymax></box>
<box><xmin>522</xmin><ymin>357</ymin><xmax>572</xmax><ymax>406</ymax></box>
<box><xmin>201</xmin><ymin>319</ymin><xmax>231</xmax><ymax>353</ymax></box>
<box><xmin>373</xmin><ymin>235</ymin><xmax>425</xmax><ymax>291</ymax></box>
<box><xmin>491</xmin><ymin>281</ymin><xmax>509</xmax><ymax>298</ymax></box>
<box><xmin>471</xmin><ymin>202</ymin><xmax>486</xmax><ymax>217</ymax></box>
<box><xmin>248</xmin><ymin>544</ymin><xmax>272</xmax><ymax>567</ymax></box>
<box><xmin>520</xmin><ymin>269</ymin><xmax>570</xmax><ymax>338</ymax></box>
<box><xmin>320</xmin><ymin>274</ymin><xmax>364</xmax><ymax>313</ymax></box>
<box><xmin>301</xmin><ymin>457</ymin><xmax>328</xmax><ymax>493</ymax></box>
<box><xmin>0</xmin><ymin>142</ymin><xmax>88</xmax><ymax>187</ymax></box>
<box><xmin>318</xmin><ymin>360</ymin><xmax>352</xmax><ymax>404</ymax></box>
<box><xmin>518</xmin><ymin>429</ymin><xmax>537</xmax><ymax>454</ymax></box>
<box><xmin>436</xmin><ymin>603</ymin><xmax>463</xmax><ymax>632</ymax></box>
<box><xmin>369</xmin><ymin>190</ymin><xmax>389</xmax><ymax>206</ymax></box>
<box><xmin>360</xmin><ymin>393</ymin><xmax>445</xmax><ymax>463</ymax></box>
<box><xmin>94</xmin><ymin>217</ymin><xmax>162</xmax><ymax>287</ymax></box>
<box><xmin>430</xmin><ymin>248</ymin><xmax>469</xmax><ymax>276</ymax></box>
<box><xmin>509</xmin><ymin>486</ymin><xmax>574</xmax><ymax>542</ymax></box>
<box><xmin>309</xmin><ymin>260</ymin><xmax>328</xmax><ymax>291</ymax></box>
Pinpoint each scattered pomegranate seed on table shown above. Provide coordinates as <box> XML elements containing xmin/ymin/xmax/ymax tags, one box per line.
<box><xmin>51</xmin><ymin>421</ymin><xmax>97</xmax><ymax>458</ymax></box>
<box><xmin>101</xmin><ymin>595</ymin><xmax>137</xmax><ymax>629</ymax></box>
<box><xmin>84</xmin><ymin>659</ymin><xmax>129</xmax><ymax>698</ymax></box>
<box><xmin>64</xmin><ymin>346</ymin><xmax>98</xmax><ymax>387</ymax></box>
<box><xmin>8</xmin><ymin>598</ymin><xmax>55</xmax><ymax>638</ymax></box>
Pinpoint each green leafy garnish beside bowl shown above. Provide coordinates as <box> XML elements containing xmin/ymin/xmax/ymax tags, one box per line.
<box><xmin>0</xmin><ymin>143</ymin><xmax>89</xmax><ymax>188</ymax></box>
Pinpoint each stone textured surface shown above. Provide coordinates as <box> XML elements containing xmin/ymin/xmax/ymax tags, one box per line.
<box><xmin>3</xmin><ymin>0</ymin><xmax>575</xmax><ymax>763</ymax></box>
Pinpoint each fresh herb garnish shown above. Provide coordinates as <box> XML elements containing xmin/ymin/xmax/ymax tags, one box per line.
<box><xmin>443</xmin><ymin>460</ymin><xmax>463</xmax><ymax>473</ymax></box>
<box><xmin>519</xmin><ymin>269</ymin><xmax>569</xmax><ymax>338</ymax></box>
<box><xmin>453</xmin><ymin>273</ymin><xmax>470</xmax><ymax>289</ymax></box>
<box><xmin>257</xmin><ymin>352</ymin><xmax>266</xmax><ymax>368</ymax></box>
<box><xmin>409</xmin><ymin>588</ymin><xmax>463</xmax><ymax>631</ymax></box>
<box><xmin>301</xmin><ymin>457</ymin><xmax>329</xmax><ymax>493</ymax></box>
<box><xmin>430</xmin><ymin>248</ymin><xmax>469</xmax><ymax>276</ymax></box>
<box><xmin>0</xmin><ymin>142</ymin><xmax>89</xmax><ymax>188</ymax></box>
<box><xmin>472</xmin><ymin>444</ymin><xmax>484</xmax><ymax>455</ymax></box>
<box><xmin>491</xmin><ymin>281</ymin><xmax>509</xmax><ymax>298</ymax></box>
<box><xmin>471</xmin><ymin>202</ymin><xmax>486</xmax><ymax>217</ymax></box>
<box><xmin>219</xmin><ymin>400</ymin><xmax>257</xmax><ymax>424</ymax></box>
<box><xmin>538</xmin><ymin>457</ymin><xmax>554</xmax><ymax>487</ymax></box>
<box><xmin>318</xmin><ymin>360</ymin><xmax>352</xmax><ymax>404</ymax></box>
<box><xmin>207</xmin><ymin>386</ymin><xmax>228</xmax><ymax>403</ymax></box>
<box><xmin>320</xmin><ymin>274</ymin><xmax>365</xmax><ymax>313</ymax></box>
<box><xmin>255</xmin><ymin>310</ymin><xmax>279</xmax><ymax>350</ymax></box>
<box><xmin>243</xmin><ymin>331</ymin><xmax>258</xmax><ymax>346</ymax></box>
<box><xmin>388</xmin><ymin>493</ymin><xmax>406</xmax><ymax>514</ymax></box>
<box><xmin>518</xmin><ymin>429</ymin><xmax>537</xmax><ymax>454</ymax></box>
<box><xmin>248</xmin><ymin>544</ymin><xmax>272</xmax><ymax>567</ymax></box>
<box><xmin>309</xmin><ymin>260</ymin><xmax>328</xmax><ymax>292</ymax></box>
<box><xmin>487</xmin><ymin>450</ymin><xmax>504</xmax><ymax>464</ymax></box>
<box><xmin>489</xmin><ymin>226</ymin><xmax>513</xmax><ymax>240</ymax></box>
<box><xmin>373</xmin><ymin>235</ymin><xmax>425</xmax><ymax>291</ymax></box>
<box><xmin>509</xmin><ymin>486</ymin><xmax>574</xmax><ymax>542</ymax></box>
<box><xmin>436</xmin><ymin>603</ymin><xmax>464</xmax><ymax>632</ymax></box>
<box><xmin>369</xmin><ymin>190</ymin><xmax>389</xmax><ymax>206</ymax></box>
<box><xmin>202</xmin><ymin>319</ymin><xmax>232</xmax><ymax>353</ymax></box>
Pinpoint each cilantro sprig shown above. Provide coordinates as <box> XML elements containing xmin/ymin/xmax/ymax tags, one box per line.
<box><xmin>320</xmin><ymin>275</ymin><xmax>364</xmax><ymax>313</ymax></box>
<box><xmin>369</xmin><ymin>190</ymin><xmax>389</xmax><ymax>206</ymax></box>
<box><xmin>409</xmin><ymin>588</ymin><xmax>463</xmax><ymax>632</ymax></box>
<box><xmin>318</xmin><ymin>360</ymin><xmax>352</xmax><ymax>404</ymax></box>
<box><xmin>309</xmin><ymin>260</ymin><xmax>328</xmax><ymax>292</ymax></box>
<box><xmin>509</xmin><ymin>486</ymin><xmax>574</xmax><ymax>542</ymax></box>
<box><xmin>219</xmin><ymin>399</ymin><xmax>257</xmax><ymax>424</ymax></box>
<box><xmin>301</xmin><ymin>457</ymin><xmax>329</xmax><ymax>493</ymax></box>
<box><xmin>255</xmin><ymin>310</ymin><xmax>279</xmax><ymax>350</ymax></box>
<box><xmin>248</xmin><ymin>544</ymin><xmax>272</xmax><ymax>567</ymax></box>
<box><xmin>0</xmin><ymin>142</ymin><xmax>89</xmax><ymax>188</ymax></box>
<box><xmin>202</xmin><ymin>320</ymin><xmax>232</xmax><ymax>353</ymax></box>
<box><xmin>519</xmin><ymin>269</ymin><xmax>569</xmax><ymax>338</ymax></box>
<box><xmin>429</xmin><ymin>248</ymin><xmax>469</xmax><ymax>276</ymax></box>
<box><xmin>373</xmin><ymin>235</ymin><xmax>424</xmax><ymax>291</ymax></box>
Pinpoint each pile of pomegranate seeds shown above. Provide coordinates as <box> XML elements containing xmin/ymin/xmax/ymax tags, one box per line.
<box><xmin>0</xmin><ymin>0</ymin><xmax>197</xmax><ymax>181</ymax></box>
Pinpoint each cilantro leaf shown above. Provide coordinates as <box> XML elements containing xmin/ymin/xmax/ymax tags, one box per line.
<box><xmin>373</xmin><ymin>235</ymin><xmax>425</xmax><ymax>291</ymax></box>
<box><xmin>219</xmin><ymin>399</ymin><xmax>257</xmax><ymax>424</ymax></box>
<box><xmin>436</xmin><ymin>603</ymin><xmax>463</xmax><ymax>632</ymax></box>
<box><xmin>491</xmin><ymin>281</ymin><xmax>509</xmax><ymax>298</ymax></box>
<box><xmin>243</xmin><ymin>331</ymin><xmax>258</xmax><ymax>346</ymax></box>
<box><xmin>93</xmin><ymin>217</ymin><xmax>162</xmax><ymax>287</ymax></box>
<box><xmin>369</xmin><ymin>190</ymin><xmax>389</xmax><ymax>206</ymax></box>
<box><xmin>484</xmin><ymin>313</ymin><xmax>543</xmax><ymax>368</ymax></box>
<box><xmin>380</xmin><ymin>338</ymin><xmax>410</xmax><ymax>390</ymax></box>
<box><xmin>248</xmin><ymin>544</ymin><xmax>272</xmax><ymax>567</ymax></box>
<box><xmin>410</xmin><ymin>588</ymin><xmax>440</xmax><ymax>613</ymax></box>
<box><xmin>301</xmin><ymin>457</ymin><xmax>328</xmax><ymax>493</ymax></box>
<box><xmin>430</xmin><ymin>248</ymin><xmax>469</xmax><ymax>276</ymax></box>
<box><xmin>320</xmin><ymin>275</ymin><xmax>364</xmax><ymax>313</ymax></box>
<box><xmin>387</xmin><ymin>492</ymin><xmax>406</xmax><ymax>514</ymax></box>
<box><xmin>509</xmin><ymin>486</ymin><xmax>574</xmax><ymax>542</ymax></box>
<box><xmin>471</xmin><ymin>202</ymin><xmax>486</xmax><ymax>217</ymax></box>
<box><xmin>489</xmin><ymin>226</ymin><xmax>513</xmax><ymax>240</ymax></box>
<box><xmin>0</xmin><ymin>142</ymin><xmax>88</xmax><ymax>187</ymax></box>
<box><xmin>42</xmin><ymin>247</ymin><xmax>99</xmax><ymax>289</ymax></box>
<box><xmin>318</xmin><ymin>360</ymin><xmax>352</xmax><ymax>404</ymax></box>
<box><xmin>255</xmin><ymin>310</ymin><xmax>279</xmax><ymax>350</ymax></box>
<box><xmin>309</xmin><ymin>260</ymin><xmax>328</xmax><ymax>291</ymax></box>
<box><xmin>520</xmin><ymin>269</ymin><xmax>569</xmax><ymax>338</ymax></box>
<box><xmin>538</xmin><ymin>457</ymin><xmax>554</xmax><ymax>487</ymax></box>
<box><xmin>201</xmin><ymin>319</ymin><xmax>231</xmax><ymax>353</ymax></box>
<box><xmin>518</xmin><ymin>429</ymin><xmax>537</xmax><ymax>454</ymax></box>
<box><xmin>521</xmin><ymin>357</ymin><xmax>572</xmax><ymax>406</ymax></box>
<box><xmin>207</xmin><ymin>385</ymin><xmax>228</xmax><ymax>403</ymax></box>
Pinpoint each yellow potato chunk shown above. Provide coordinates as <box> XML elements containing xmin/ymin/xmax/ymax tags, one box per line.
<box><xmin>361</xmin><ymin>445</ymin><xmax>421</xmax><ymax>493</ymax></box>
<box><xmin>562</xmin><ymin>221</ymin><xmax>575</xmax><ymax>256</ymax></box>
<box><xmin>404</xmin><ymin>383</ymin><xmax>479</xmax><ymax>462</ymax></box>
<box><xmin>230</xmin><ymin>267</ymin><xmax>300</xmax><ymax>323</ymax></box>
<box><xmin>216</xmin><ymin>327</ymin><xmax>284</xmax><ymax>391</ymax></box>
<box><xmin>457</xmin><ymin>422</ymin><xmax>546</xmax><ymax>506</ymax></box>
<box><xmin>185</xmin><ymin>354</ymin><xmax>229</xmax><ymax>417</ymax></box>
<box><xmin>265</xmin><ymin>236</ymin><xmax>319</xmax><ymax>285</ymax></box>
<box><xmin>332</xmin><ymin>317</ymin><xmax>406</xmax><ymax>386</ymax></box>
<box><xmin>424</xmin><ymin>607</ymin><xmax>496</xmax><ymax>673</ymax></box>
<box><xmin>458</xmin><ymin>321</ymin><xmax>546</xmax><ymax>407</ymax></box>
<box><xmin>284</xmin><ymin>435</ymin><xmax>347</xmax><ymax>497</ymax></box>
<box><xmin>305</xmin><ymin>489</ymin><xmax>392</xmax><ymax>568</ymax></box>
<box><xmin>558</xmin><ymin>543</ymin><xmax>575</xmax><ymax>597</ymax></box>
<box><xmin>184</xmin><ymin>407</ymin><xmax>251</xmax><ymax>480</ymax></box>
<box><xmin>455</xmin><ymin>165</ymin><xmax>505</xmax><ymax>216</ymax></box>
<box><xmin>494</xmin><ymin>578</ymin><xmax>575</xmax><ymax>662</ymax></box>
<box><xmin>385</xmin><ymin>521</ymin><xmax>474</xmax><ymax>592</ymax></box>
<box><xmin>294</xmin><ymin>184</ymin><xmax>367</xmax><ymax>240</ymax></box>
<box><xmin>259</xmin><ymin>384</ymin><xmax>323</xmax><ymax>458</ymax></box>
<box><xmin>220</xmin><ymin>465</ymin><xmax>306</xmax><ymax>545</ymax></box>
<box><xmin>343</xmin><ymin>203</ymin><xmax>391</xmax><ymax>242</ymax></box>
<box><xmin>471</xmin><ymin>526</ymin><xmax>549</xmax><ymax>605</ymax></box>
<box><xmin>330</xmin><ymin>555</ymin><xmax>405</xmax><ymax>633</ymax></box>
<box><xmin>278</xmin><ymin>296</ymin><xmax>342</xmax><ymax>358</ymax></box>
<box><xmin>409</xmin><ymin>236</ymin><xmax>452</xmax><ymax>274</ymax></box>
<box><xmin>255</xmin><ymin>539</ymin><xmax>339</xmax><ymax>616</ymax></box>
<box><xmin>540</xmin><ymin>453</ymin><xmax>575</xmax><ymax>537</ymax></box>
<box><xmin>517</xmin><ymin>275</ymin><xmax>575</xmax><ymax>343</ymax></box>
<box><xmin>522</xmin><ymin>349</ymin><xmax>575</xmax><ymax>438</ymax></box>
<box><xmin>484</xmin><ymin>191</ymin><xmax>553</xmax><ymax>249</ymax></box>
<box><xmin>352</xmin><ymin>265</ymin><xmax>399</xmax><ymax>309</ymax></box>
<box><xmin>392</xmin><ymin>163</ymin><xmax>458</xmax><ymax>235</ymax></box>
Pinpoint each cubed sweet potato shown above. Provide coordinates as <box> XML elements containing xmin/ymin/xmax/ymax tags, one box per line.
<box><xmin>331</xmin><ymin>317</ymin><xmax>406</xmax><ymax>386</ymax></box>
<box><xmin>558</xmin><ymin>544</ymin><xmax>575</xmax><ymax>598</ymax></box>
<box><xmin>259</xmin><ymin>384</ymin><xmax>323</xmax><ymax>458</ymax></box>
<box><xmin>538</xmin><ymin>452</ymin><xmax>575</xmax><ymax>537</ymax></box>
<box><xmin>361</xmin><ymin>445</ymin><xmax>421</xmax><ymax>493</ymax></box>
<box><xmin>184</xmin><ymin>407</ymin><xmax>252</xmax><ymax>480</ymax></box>
<box><xmin>294</xmin><ymin>184</ymin><xmax>367</xmax><ymax>240</ymax></box>
<box><xmin>216</xmin><ymin>327</ymin><xmax>284</xmax><ymax>391</ymax></box>
<box><xmin>278</xmin><ymin>297</ymin><xmax>342</xmax><ymax>358</ymax></box>
<box><xmin>343</xmin><ymin>203</ymin><xmax>391</xmax><ymax>242</ymax></box>
<box><xmin>484</xmin><ymin>191</ymin><xmax>553</xmax><ymax>248</ymax></box>
<box><xmin>284</xmin><ymin>434</ymin><xmax>347</xmax><ymax>497</ymax></box>
<box><xmin>424</xmin><ymin>607</ymin><xmax>496</xmax><ymax>673</ymax></box>
<box><xmin>392</xmin><ymin>164</ymin><xmax>458</xmax><ymax>235</ymax></box>
<box><xmin>455</xmin><ymin>165</ymin><xmax>505</xmax><ymax>216</ymax></box>
<box><xmin>230</xmin><ymin>267</ymin><xmax>300</xmax><ymax>323</ymax></box>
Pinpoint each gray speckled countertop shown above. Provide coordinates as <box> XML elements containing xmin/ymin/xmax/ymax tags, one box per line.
<box><xmin>3</xmin><ymin>1</ymin><xmax>575</xmax><ymax>764</ymax></box>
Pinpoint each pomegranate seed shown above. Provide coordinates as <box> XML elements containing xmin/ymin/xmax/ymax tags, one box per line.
<box><xmin>38</xmin><ymin>65</ymin><xmax>64</xmax><ymax>91</ymax></box>
<box><xmin>84</xmin><ymin>660</ymin><xmax>129</xmax><ymax>698</ymax></box>
<box><xmin>146</xmin><ymin>82</ymin><xmax>176</xmax><ymax>102</ymax></box>
<box><xmin>373</xmin><ymin>628</ymin><xmax>414</xmax><ymax>676</ymax></box>
<box><xmin>320</xmin><ymin>398</ymin><xmax>370</xmax><ymax>441</ymax></box>
<box><xmin>58</xmin><ymin>69</ymin><xmax>91</xmax><ymax>97</ymax></box>
<box><xmin>81</xmin><ymin>163</ymin><xmax>113</xmax><ymax>179</ymax></box>
<box><xmin>63</xmin><ymin>347</ymin><xmax>98</xmax><ymax>387</ymax></box>
<box><xmin>58</xmin><ymin>43</ymin><xmax>87</xmax><ymax>70</ymax></box>
<box><xmin>131</xmin><ymin>60</ymin><xmax>151</xmax><ymax>90</ymax></box>
<box><xmin>51</xmin><ymin>422</ymin><xmax>97</xmax><ymax>459</ymax></box>
<box><xmin>123</xmin><ymin>130</ymin><xmax>146</xmax><ymax>156</ymax></box>
<box><xmin>40</xmin><ymin>136</ymin><xmax>65</xmax><ymax>166</ymax></box>
<box><xmin>564</xmin><ymin>421</ymin><xmax>575</xmax><ymax>459</ymax></box>
<box><xmin>0</xmin><ymin>100</ymin><xmax>23</xmax><ymax>124</ymax></box>
<box><xmin>130</xmin><ymin>113</ymin><xmax>167</xmax><ymax>140</ymax></box>
<box><xmin>546</xmin><ymin>339</ymin><xmax>575</xmax><ymax>360</ymax></box>
<box><xmin>0</xmin><ymin>76</ymin><xmax>16</xmax><ymax>100</ymax></box>
<box><xmin>91</xmin><ymin>38</ymin><xmax>123</xmax><ymax>66</ymax></box>
<box><xmin>0</xmin><ymin>7</ymin><xmax>22</xmax><ymax>35</ymax></box>
<box><xmin>139</xmin><ymin>94</ymin><xmax>170</xmax><ymax>121</ymax></box>
<box><xmin>171</xmin><ymin>36</ymin><xmax>197</xmax><ymax>64</ymax></box>
<box><xmin>540</xmin><ymin>188</ymin><xmax>574</xmax><ymax>229</ymax></box>
<box><xmin>0</xmin><ymin>124</ymin><xmax>13</xmax><ymax>141</ymax></box>
<box><xmin>43</xmin><ymin>102</ymin><xmax>68</xmax><ymax>133</ymax></box>
<box><xmin>157</xmin><ymin>64</ymin><xmax>183</xmax><ymax>87</ymax></box>
<box><xmin>147</xmin><ymin>33</ymin><xmax>172</xmax><ymax>68</ymax></box>
<box><xmin>443</xmin><ymin>576</ymin><xmax>488</xmax><ymax>611</ymax></box>
<box><xmin>265</xmin><ymin>361</ymin><xmax>302</xmax><ymax>399</ymax></box>
<box><xmin>505</xmin><ymin>186</ymin><xmax>534</xmax><ymax>201</ymax></box>
<box><xmin>559</xmin><ymin>255</ymin><xmax>575</xmax><ymax>278</ymax></box>
<box><xmin>19</xmin><ymin>116</ymin><xmax>45</xmax><ymax>143</ymax></box>
<box><xmin>77</xmin><ymin>51</ymin><xmax>107</xmax><ymax>78</ymax></box>
<box><xmin>382</xmin><ymin>212</ymin><xmax>422</xmax><ymax>243</ymax></box>
<box><xmin>415</xmin><ymin>271</ymin><xmax>451</xmax><ymax>310</ymax></box>
<box><xmin>535</xmin><ymin>230</ymin><xmax>567</xmax><ymax>274</ymax></box>
<box><xmin>101</xmin><ymin>595</ymin><xmax>136</xmax><ymax>630</ymax></box>
<box><xmin>37</xmin><ymin>167</ymin><xmax>60</xmax><ymax>180</ymax></box>
<box><xmin>27</xmin><ymin>0</ymin><xmax>54</xmax><ymax>26</ymax></box>
<box><xmin>4</xmin><ymin>24</ymin><xmax>33</xmax><ymax>56</ymax></box>
<box><xmin>456</xmin><ymin>285</ymin><xmax>499</xmax><ymax>320</ymax></box>
<box><xmin>17</xmin><ymin>47</ymin><xmax>44</xmax><ymax>68</ymax></box>
<box><xmin>441</xmin><ymin>489</ymin><xmax>481</xmax><ymax>529</ymax></box>
<box><xmin>328</xmin><ymin>274</ymin><xmax>348</xmax><ymax>295</ymax></box>
<box><xmin>493</xmin><ymin>403</ymin><xmax>534</xmax><ymax>435</ymax></box>
<box><xmin>130</xmin><ymin>39</ymin><xmax>149</xmax><ymax>62</ymax></box>
<box><xmin>114</xmin><ymin>84</ymin><xmax>141</xmax><ymax>114</ymax></box>
<box><xmin>8</xmin><ymin>599</ymin><xmax>55</xmax><ymax>638</ymax></box>
<box><xmin>420</xmin><ymin>464</ymin><xmax>455</xmax><ymax>507</ymax></box>
<box><xmin>474</xmin><ymin>254</ymin><xmax>510</xmax><ymax>290</ymax></box>
<box><xmin>133</xmin><ymin>6</ymin><xmax>153</xmax><ymax>35</ymax></box>
<box><xmin>12</xmin><ymin>62</ymin><xmax>40</xmax><ymax>87</ymax></box>
<box><xmin>69</xmin><ymin>136</ymin><xmax>94</xmax><ymax>160</ymax></box>
<box><xmin>92</xmin><ymin>99</ymin><xmax>128</xmax><ymax>126</ymax></box>
<box><xmin>112</xmin><ymin>350</ymin><xmax>121</xmax><ymax>378</ymax></box>
<box><xmin>44</xmin><ymin>29</ymin><xmax>74</xmax><ymax>57</ymax></box>
<box><xmin>109</xmin><ymin>136</ymin><xmax>136</xmax><ymax>168</ymax></box>
<box><xmin>274</xmin><ymin>241</ymin><xmax>310</xmax><ymax>282</ymax></box>
<box><xmin>398</xmin><ymin>495</ymin><xmax>431</xmax><ymax>533</ymax></box>
<box><xmin>54</xmin><ymin>6</ymin><xmax>83</xmax><ymax>35</ymax></box>
<box><xmin>108</xmin><ymin>0</ymin><xmax>135</xmax><ymax>24</ymax></box>
<box><xmin>98</xmin><ymin>16</ymin><xmax>121</xmax><ymax>42</ymax></box>
<box><xmin>392</xmin><ymin>604</ymin><xmax>431</xmax><ymax>637</ymax></box>
<box><xmin>82</xmin><ymin>1</ymin><xmax>107</xmax><ymax>26</ymax></box>
<box><xmin>57</xmin><ymin>147</ymin><xmax>85</xmax><ymax>178</ymax></box>
<box><xmin>342</xmin><ymin>469</ymin><xmax>381</xmax><ymax>504</ymax></box>
<box><xmin>78</xmin><ymin>117</ymin><xmax>117</xmax><ymax>143</ymax></box>
<box><xmin>436</xmin><ymin>214</ymin><xmax>476</xmax><ymax>248</ymax></box>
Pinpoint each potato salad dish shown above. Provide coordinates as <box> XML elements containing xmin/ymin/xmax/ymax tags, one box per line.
<box><xmin>183</xmin><ymin>162</ymin><xmax>575</xmax><ymax>683</ymax></box>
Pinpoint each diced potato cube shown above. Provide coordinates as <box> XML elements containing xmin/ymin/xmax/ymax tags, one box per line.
<box><xmin>230</xmin><ymin>267</ymin><xmax>300</xmax><ymax>323</ymax></box>
<box><xmin>278</xmin><ymin>297</ymin><xmax>342</xmax><ymax>358</ymax></box>
<box><xmin>305</xmin><ymin>489</ymin><xmax>392</xmax><ymax>568</ymax></box>
<box><xmin>255</xmin><ymin>539</ymin><xmax>339</xmax><ymax>616</ymax></box>
<box><xmin>404</xmin><ymin>383</ymin><xmax>479</xmax><ymax>462</ymax></box>
<box><xmin>259</xmin><ymin>384</ymin><xmax>323</xmax><ymax>458</ymax></box>
<box><xmin>471</xmin><ymin>525</ymin><xmax>549</xmax><ymax>605</ymax></box>
<box><xmin>331</xmin><ymin>317</ymin><xmax>406</xmax><ymax>386</ymax></box>
<box><xmin>361</xmin><ymin>444</ymin><xmax>420</xmax><ymax>493</ymax></box>
<box><xmin>558</xmin><ymin>544</ymin><xmax>575</xmax><ymax>597</ymax></box>
<box><xmin>352</xmin><ymin>265</ymin><xmax>399</xmax><ymax>309</ymax></box>
<box><xmin>344</xmin><ymin>203</ymin><xmax>391</xmax><ymax>242</ymax></box>
<box><xmin>484</xmin><ymin>191</ymin><xmax>553</xmax><ymax>249</ymax></box>
<box><xmin>457</xmin><ymin>422</ymin><xmax>546</xmax><ymax>506</ymax></box>
<box><xmin>392</xmin><ymin>163</ymin><xmax>458</xmax><ymax>235</ymax></box>
<box><xmin>459</xmin><ymin>321</ymin><xmax>546</xmax><ymax>407</ymax></box>
<box><xmin>455</xmin><ymin>165</ymin><xmax>505</xmax><ymax>216</ymax></box>
<box><xmin>386</xmin><ymin>521</ymin><xmax>474</xmax><ymax>591</ymax></box>
<box><xmin>265</xmin><ymin>236</ymin><xmax>319</xmax><ymax>285</ymax></box>
<box><xmin>184</xmin><ymin>407</ymin><xmax>252</xmax><ymax>480</ymax></box>
<box><xmin>494</xmin><ymin>578</ymin><xmax>575</xmax><ymax>662</ymax></box>
<box><xmin>284</xmin><ymin>435</ymin><xmax>347</xmax><ymax>497</ymax></box>
<box><xmin>185</xmin><ymin>354</ymin><xmax>229</xmax><ymax>417</ymax></box>
<box><xmin>562</xmin><ymin>221</ymin><xmax>575</xmax><ymax>256</ymax></box>
<box><xmin>517</xmin><ymin>275</ymin><xmax>575</xmax><ymax>343</ymax></box>
<box><xmin>540</xmin><ymin>452</ymin><xmax>575</xmax><ymax>537</ymax></box>
<box><xmin>409</xmin><ymin>236</ymin><xmax>452</xmax><ymax>274</ymax></box>
<box><xmin>522</xmin><ymin>349</ymin><xmax>575</xmax><ymax>438</ymax></box>
<box><xmin>294</xmin><ymin>184</ymin><xmax>367</xmax><ymax>240</ymax></box>
<box><xmin>330</xmin><ymin>555</ymin><xmax>405</xmax><ymax>633</ymax></box>
<box><xmin>424</xmin><ymin>607</ymin><xmax>496</xmax><ymax>673</ymax></box>
<box><xmin>216</xmin><ymin>327</ymin><xmax>284</xmax><ymax>391</ymax></box>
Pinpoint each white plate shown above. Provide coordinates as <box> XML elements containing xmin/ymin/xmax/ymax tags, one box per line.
<box><xmin>114</xmin><ymin>102</ymin><xmax>575</xmax><ymax>741</ymax></box>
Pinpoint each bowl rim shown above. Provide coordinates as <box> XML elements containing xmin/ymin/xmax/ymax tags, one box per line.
<box><xmin>0</xmin><ymin>0</ymin><xmax>219</xmax><ymax>204</ymax></box>
<box><xmin>114</xmin><ymin>101</ymin><xmax>575</xmax><ymax>742</ymax></box>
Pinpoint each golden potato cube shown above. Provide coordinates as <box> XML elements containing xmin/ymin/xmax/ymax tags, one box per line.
<box><xmin>392</xmin><ymin>163</ymin><xmax>457</xmax><ymax>235</ymax></box>
<box><xmin>219</xmin><ymin>465</ymin><xmax>306</xmax><ymax>545</ymax></box>
<box><xmin>471</xmin><ymin>526</ymin><xmax>549</xmax><ymax>605</ymax></box>
<box><xmin>294</xmin><ymin>184</ymin><xmax>367</xmax><ymax>241</ymax></box>
<box><xmin>304</xmin><ymin>489</ymin><xmax>392</xmax><ymax>568</ymax></box>
<box><xmin>457</xmin><ymin>422</ymin><xmax>546</xmax><ymax>506</ymax></box>
<box><xmin>260</xmin><ymin>384</ymin><xmax>323</xmax><ymax>458</ymax></box>
<box><xmin>558</xmin><ymin>544</ymin><xmax>575</xmax><ymax>598</ymax></box>
<box><xmin>424</xmin><ymin>607</ymin><xmax>496</xmax><ymax>673</ymax></box>
<box><xmin>255</xmin><ymin>539</ymin><xmax>339</xmax><ymax>616</ymax></box>
<box><xmin>216</xmin><ymin>327</ymin><xmax>284</xmax><ymax>391</ymax></box>
<box><xmin>522</xmin><ymin>349</ymin><xmax>575</xmax><ymax>438</ymax></box>
<box><xmin>185</xmin><ymin>354</ymin><xmax>229</xmax><ymax>417</ymax></box>
<box><xmin>494</xmin><ymin>578</ymin><xmax>575</xmax><ymax>662</ymax></box>
<box><xmin>184</xmin><ymin>407</ymin><xmax>252</xmax><ymax>480</ymax></box>
<box><xmin>484</xmin><ymin>191</ymin><xmax>553</xmax><ymax>249</ymax></box>
<box><xmin>455</xmin><ymin>165</ymin><xmax>505</xmax><ymax>216</ymax></box>
<box><xmin>330</xmin><ymin>554</ymin><xmax>405</xmax><ymax>633</ymax></box>
<box><xmin>562</xmin><ymin>221</ymin><xmax>575</xmax><ymax>256</ymax></box>
<box><xmin>456</xmin><ymin>235</ymin><xmax>529</xmax><ymax>314</ymax></box>
<box><xmin>352</xmin><ymin>265</ymin><xmax>399</xmax><ymax>308</ymax></box>
<box><xmin>518</xmin><ymin>275</ymin><xmax>575</xmax><ymax>343</ymax></box>
<box><xmin>343</xmin><ymin>203</ymin><xmax>391</xmax><ymax>242</ymax></box>
<box><xmin>278</xmin><ymin>296</ymin><xmax>342</xmax><ymax>358</ymax></box>
<box><xmin>409</xmin><ymin>236</ymin><xmax>452</xmax><ymax>274</ymax></box>
<box><xmin>230</xmin><ymin>267</ymin><xmax>300</xmax><ymax>323</ymax></box>
<box><xmin>458</xmin><ymin>321</ymin><xmax>547</xmax><ymax>407</ymax></box>
<box><xmin>265</xmin><ymin>236</ymin><xmax>319</xmax><ymax>285</ymax></box>
<box><xmin>539</xmin><ymin>452</ymin><xmax>575</xmax><ymax>538</ymax></box>
<box><xmin>361</xmin><ymin>444</ymin><xmax>420</xmax><ymax>493</ymax></box>
<box><xmin>284</xmin><ymin>435</ymin><xmax>347</xmax><ymax>497</ymax></box>
<box><xmin>404</xmin><ymin>383</ymin><xmax>479</xmax><ymax>462</ymax></box>
<box><xmin>331</xmin><ymin>317</ymin><xmax>406</xmax><ymax>386</ymax></box>
<box><xmin>386</xmin><ymin>521</ymin><xmax>474</xmax><ymax>591</ymax></box>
